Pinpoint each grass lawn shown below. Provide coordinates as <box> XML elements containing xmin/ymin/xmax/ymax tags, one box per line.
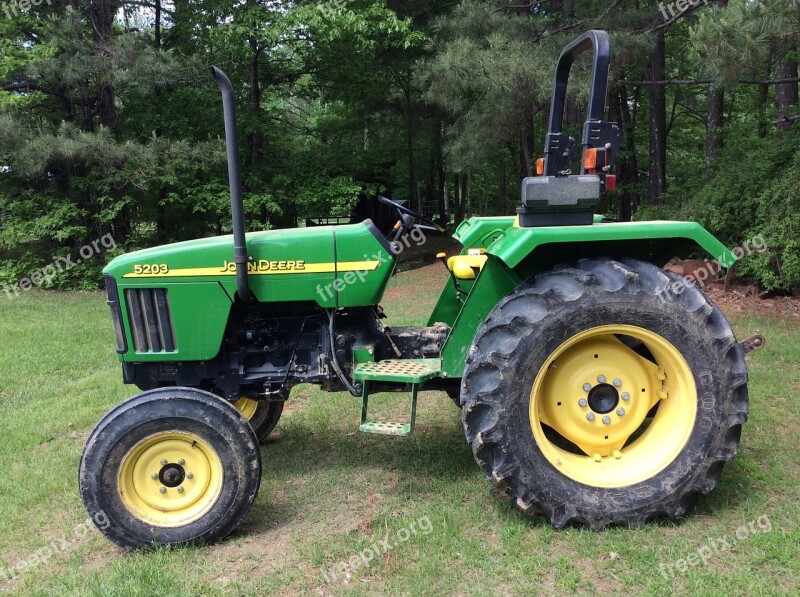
<box><xmin>0</xmin><ymin>264</ymin><xmax>797</xmax><ymax>596</ymax></box>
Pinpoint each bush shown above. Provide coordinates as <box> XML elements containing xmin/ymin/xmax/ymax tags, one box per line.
<box><xmin>638</xmin><ymin>128</ymin><xmax>800</xmax><ymax>292</ymax></box>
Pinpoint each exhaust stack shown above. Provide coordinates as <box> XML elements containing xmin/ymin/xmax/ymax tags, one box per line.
<box><xmin>212</xmin><ymin>67</ymin><xmax>254</xmax><ymax>302</ymax></box>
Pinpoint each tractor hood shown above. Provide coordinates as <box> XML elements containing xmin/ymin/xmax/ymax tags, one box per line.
<box><xmin>104</xmin><ymin>220</ymin><xmax>395</xmax><ymax>308</ymax></box>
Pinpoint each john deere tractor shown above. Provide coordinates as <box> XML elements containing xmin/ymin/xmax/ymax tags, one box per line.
<box><xmin>80</xmin><ymin>31</ymin><xmax>754</xmax><ymax>549</ymax></box>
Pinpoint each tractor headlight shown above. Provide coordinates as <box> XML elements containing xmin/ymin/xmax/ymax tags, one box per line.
<box><xmin>104</xmin><ymin>275</ymin><xmax>127</xmax><ymax>354</ymax></box>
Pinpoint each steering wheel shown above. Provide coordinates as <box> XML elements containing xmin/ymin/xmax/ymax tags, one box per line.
<box><xmin>377</xmin><ymin>195</ymin><xmax>446</xmax><ymax>243</ymax></box>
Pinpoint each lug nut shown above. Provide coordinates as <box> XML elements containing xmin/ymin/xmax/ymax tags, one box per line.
<box><xmin>177</xmin><ymin>459</ymin><xmax>185</xmax><ymax>466</ymax></box>
<box><xmin>613</xmin><ymin>378</ymin><xmax>622</xmax><ymax>387</ymax></box>
<box><xmin>177</xmin><ymin>487</ymin><xmax>184</xmax><ymax>494</ymax></box>
<box><xmin>583</xmin><ymin>383</ymin><xmax>592</xmax><ymax>392</ymax></box>
<box><xmin>597</xmin><ymin>375</ymin><xmax>606</xmax><ymax>383</ymax></box>
<box><xmin>621</xmin><ymin>392</ymin><xmax>630</xmax><ymax>401</ymax></box>
<box><xmin>151</xmin><ymin>473</ymin><xmax>158</xmax><ymax>480</ymax></box>
<box><xmin>160</xmin><ymin>459</ymin><xmax>168</xmax><ymax>466</ymax></box>
<box><xmin>617</xmin><ymin>408</ymin><xmax>625</xmax><ymax>416</ymax></box>
<box><xmin>186</xmin><ymin>473</ymin><xmax>193</xmax><ymax>479</ymax></box>
<box><xmin>578</xmin><ymin>398</ymin><xmax>587</xmax><ymax>407</ymax></box>
<box><xmin>602</xmin><ymin>415</ymin><xmax>611</xmax><ymax>425</ymax></box>
<box><xmin>159</xmin><ymin>487</ymin><xmax>166</xmax><ymax>494</ymax></box>
<box><xmin>586</xmin><ymin>412</ymin><xmax>595</xmax><ymax>421</ymax></box>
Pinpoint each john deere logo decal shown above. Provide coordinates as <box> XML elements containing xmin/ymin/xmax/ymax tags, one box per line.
<box><xmin>220</xmin><ymin>260</ymin><xmax>306</xmax><ymax>272</ymax></box>
<box><xmin>123</xmin><ymin>259</ymin><xmax>379</xmax><ymax>278</ymax></box>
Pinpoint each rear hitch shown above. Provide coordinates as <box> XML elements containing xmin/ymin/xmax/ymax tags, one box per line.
<box><xmin>740</xmin><ymin>334</ymin><xmax>766</xmax><ymax>355</ymax></box>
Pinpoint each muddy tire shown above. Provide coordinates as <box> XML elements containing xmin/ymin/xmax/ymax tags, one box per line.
<box><xmin>233</xmin><ymin>396</ymin><xmax>285</xmax><ymax>443</ymax></box>
<box><xmin>79</xmin><ymin>387</ymin><xmax>262</xmax><ymax>549</ymax></box>
<box><xmin>461</xmin><ymin>258</ymin><xmax>748</xmax><ymax>529</ymax></box>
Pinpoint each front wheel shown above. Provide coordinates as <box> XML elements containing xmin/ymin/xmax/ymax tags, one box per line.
<box><xmin>461</xmin><ymin>258</ymin><xmax>748</xmax><ymax>529</ymax></box>
<box><xmin>79</xmin><ymin>387</ymin><xmax>262</xmax><ymax>549</ymax></box>
<box><xmin>233</xmin><ymin>396</ymin><xmax>285</xmax><ymax>443</ymax></box>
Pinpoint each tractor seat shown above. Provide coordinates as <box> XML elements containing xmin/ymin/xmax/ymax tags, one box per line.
<box><xmin>442</xmin><ymin>253</ymin><xmax>488</xmax><ymax>280</ymax></box>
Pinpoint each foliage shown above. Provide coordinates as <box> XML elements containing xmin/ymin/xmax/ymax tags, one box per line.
<box><xmin>0</xmin><ymin>0</ymin><xmax>798</xmax><ymax>290</ymax></box>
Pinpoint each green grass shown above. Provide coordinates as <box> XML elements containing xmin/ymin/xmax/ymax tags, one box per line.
<box><xmin>0</xmin><ymin>266</ymin><xmax>798</xmax><ymax>596</ymax></box>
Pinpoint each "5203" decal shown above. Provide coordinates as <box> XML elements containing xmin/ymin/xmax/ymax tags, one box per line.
<box><xmin>133</xmin><ymin>263</ymin><xmax>169</xmax><ymax>275</ymax></box>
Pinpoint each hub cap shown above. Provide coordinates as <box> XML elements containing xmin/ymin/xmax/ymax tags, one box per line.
<box><xmin>529</xmin><ymin>325</ymin><xmax>697</xmax><ymax>488</ymax></box>
<box><xmin>118</xmin><ymin>431</ymin><xmax>223</xmax><ymax>527</ymax></box>
<box><xmin>587</xmin><ymin>383</ymin><xmax>618</xmax><ymax>414</ymax></box>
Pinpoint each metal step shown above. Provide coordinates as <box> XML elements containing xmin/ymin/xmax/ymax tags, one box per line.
<box><xmin>353</xmin><ymin>359</ymin><xmax>441</xmax><ymax>383</ymax></box>
<box><xmin>360</xmin><ymin>421</ymin><xmax>411</xmax><ymax>436</ymax></box>
<box><xmin>353</xmin><ymin>359</ymin><xmax>441</xmax><ymax>436</ymax></box>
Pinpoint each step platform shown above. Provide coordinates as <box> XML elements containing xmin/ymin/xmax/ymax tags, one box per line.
<box><xmin>353</xmin><ymin>359</ymin><xmax>441</xmax><ymax>436</ymax></box>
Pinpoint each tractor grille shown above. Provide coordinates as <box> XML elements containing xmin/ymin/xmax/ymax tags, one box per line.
<box><xmin>125</xmin><ymin>288</ymin><xmax>177</xmax><ymax>352</ymax></box>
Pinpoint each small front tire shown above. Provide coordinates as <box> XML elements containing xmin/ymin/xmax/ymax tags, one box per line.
<box><xmin>79</xmin><ymin>387</ymin><xmax>262</xmax><ymax>549</ymax></box>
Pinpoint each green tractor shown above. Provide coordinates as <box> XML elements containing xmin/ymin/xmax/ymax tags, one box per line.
<box><xmin>80</xmin><ymin>31</ymin><xmax>754</xmax><ymax>549</ymax></box>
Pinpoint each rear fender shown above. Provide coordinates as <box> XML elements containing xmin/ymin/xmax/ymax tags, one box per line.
<box><xmin>438</xmin><ymin>220</ymin><xmax>735</xmax><ymax>379</ymax></box>
<box><xmin>491</xmin><ymin>220</ymin><xmax>736</xmax><ymax>280</ymax></box>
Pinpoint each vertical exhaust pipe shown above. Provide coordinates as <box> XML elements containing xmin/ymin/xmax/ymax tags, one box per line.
<box><xmin>212</xmin><ymin>67</ymin><xmax>254</xmax><ymax>302</ymax></box>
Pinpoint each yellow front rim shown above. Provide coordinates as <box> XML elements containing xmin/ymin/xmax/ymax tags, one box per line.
<box><xmin>233</xmin><ymin>397</ymin><xmax>259</xmax><ymax>421</ymax></box>
<box><xmin>530</xmin><ymin>325</ymin><xmax>697</xmax><ymax>488</ymax></box>
<box><xmin>118</xmin><ymin>431</ymin><xmax>224</xmax><ymax>527</ymax></box>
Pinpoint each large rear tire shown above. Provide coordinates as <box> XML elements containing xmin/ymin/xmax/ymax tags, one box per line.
<box><xmin>79</xmin><ymin>387</ymin><xmax>262</xmax><ymax>549</ymax></box>
<box><xmin>461</xmin><ymin>258</ymin><xmax>748</xmax><ymax>529</ymax></box>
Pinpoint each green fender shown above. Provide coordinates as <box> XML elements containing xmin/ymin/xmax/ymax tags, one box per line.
<box><xmin>434</xmin><ymin>218</ymin><xmax>737</xmax><ymax>379</ymax></box>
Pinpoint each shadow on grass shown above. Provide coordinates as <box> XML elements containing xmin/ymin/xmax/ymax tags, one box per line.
<box><xmin>258</xmin><ymin>411</ymin><xmax>476</xmax><ymax>483</ymax></box>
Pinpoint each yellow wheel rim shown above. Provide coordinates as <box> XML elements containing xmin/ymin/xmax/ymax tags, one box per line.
<box><xmin>233</xmin><ymin>397</ymin><xmax>259</xmax><ymax>421</ymax></box>
<box><xmin>530</xmin><ymin>325</ymin><xmax>697</xmax><ymax>488</ymax></box>
<box><xmin>118</xmin><ymin>431</ymin><xmax>224</xmax><ymax>527</ymax></box>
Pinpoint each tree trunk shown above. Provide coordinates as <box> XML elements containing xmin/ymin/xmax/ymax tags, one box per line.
<box><xmin>498</xmin><ymin>151</ymin><xmax>507</xmax><ymax>215</ymax></box>
<box><xmin>646</xmin><ymin>29</ymin><xmax>667</xmax><ymax>205</ymax></box>
<box><xmin>705</xmin><ymin>0</ymin><xmax>727</xmax><ymax>167</ymax></box>
<box><xmin>549</xmin><ymin>0</ymin><xmax>574</xmax><ymax>18</ymax></box>
<box><xmin>87</xmin><ymin>0</ymin><xmax>118</xmax><ymax>132</ymax></box>
<box><xmin>611</xmin><ymin>84</ymin><xmax>640</xmax><ymax>221</ymax></box>
<box><xmin>757</xmin><ymin>50</ymin><xmax>773</xmax><ymax>138</ymax></box>
<box><xmin>520</xmin><ymin>125</ymin><xmax>534</xmax><ymax>179</ymax></box>
<box><xmin>775</xmin><ymin>55</ymin><xmax>799</xmax><ymax>136</ymax></box>
<box><xmin>435</xmin><ymin>117</ymin><xmax>447</xmax><ymax>218</ymax></box>
<box><xmin>705</xmin><ymin>83</ymin><xmax>724</xmax><ymax>169</ymax></box>
<box><xmin>402</xmin><ymin>75</ymin><xmax>416</xmax><ymax>211</ymax></box>
<box><xmin>154</xmin><ymin>0</ymin><xmax>167</xmax><ymax>243</ymax></box>
<box><xmin>248</xmin><ymin>0</ymin><xmax>263</xmax><ymax>167</ymax></box>
<box><xmin>87</xmin><ymin>0</ymin><xmax>127</xmax><ymax>241</ymax></box>
<box><xmin>453</xmin><ymin>173</ymin><xmax>464</xmax><ymax>224</ymax></box>
<box><xmin>464</xmin><ymin>172</ymin><xmax>471</xmax><ymax>218</ymax></box>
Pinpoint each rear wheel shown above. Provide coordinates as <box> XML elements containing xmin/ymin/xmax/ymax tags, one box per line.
<box><xmin>461</xmin><ymin>258</ymin><xmax>748</xmax><ymax>528</ymax></box>
<box><xmin>79</xmin><ymin>387</ymin><xmax>262</xmax><ymax>549</ymax></box>
<box><xmin>233</xmin><ymin>396</ymin><xmax>284</xmax><ymax>443</ymax></box>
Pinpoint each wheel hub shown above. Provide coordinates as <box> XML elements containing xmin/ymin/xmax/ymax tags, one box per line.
<box><xmin>159</xmin><ymin>463</ymin><xmax>186</xmax><ymax>488</ymax></box>
<box><xmin>118</xmin><ymin>432</ymin><xmax>223</xmax><ymax>527</ymax></box>
<box><xmin>587</xmin><ymin>383</ymin><xmax>618</xmax><ymax>414</ymax></box>
<box><xmin>531</xmin><ymin>325</ymin><xmax>697</xmax><ymax>488</ymax></box>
